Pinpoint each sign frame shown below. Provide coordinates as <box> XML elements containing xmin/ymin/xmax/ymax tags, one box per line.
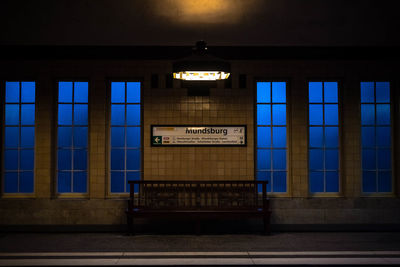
<box><xmin>151</xmin><ymin>125</ymin><xmax>247</xmax><ymax>147</ymax></box>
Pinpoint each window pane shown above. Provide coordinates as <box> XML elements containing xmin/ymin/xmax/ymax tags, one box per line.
<box><xmin>256</xmin><ymin>171</ymin><xmax>271</xmax><ymax>192</ymax></box>
<box><xmin>74</xmin><ymin>104</ymin><xmax>88</xmax><ymax>125</ymax></box>
<box><xmin>5</xmin><ymin>104</ymin><xmax>19</xmax><ymax>125</ymax></box>
<box><xmin>21</xmin><ymin>82</ymin><xmax>35</xmax><ymax>103</ymax></box>
<box><xmin>361</xmin><ymin>127</ymin><xmax>375</xmax><ymax>147</ymax></box>
<box><xmin>257</xmin><ymin>127</ymin><xmax>271</xmax><ymax>148</ymax></box>
<box><xmin>326</xmin><ymin>171</ymin><xmax>339</xmax><ymax>192</ymax></box>
<box><xmin>273</xmin><ymin>172</ymin><xmax>286</xmax><ymax>192</ymax></box>
<box><xmin>111</xmin><ymin>105</ymin><xmax>125</xmax><ymax>126</ymax></box>
<box><xmin>111</xmin><ymin>82</ymin><xmax>125</xmax><ymax>103</ymax></box>
<box><xmin>376</xmin><ymin>127</ymin><xmax>390</xmax><ymax>147</ymax></box>
<box><xmin>272</xmin><ymin>104</ymin><xmax>286</xmax><ymax>125</ymax></box>
<box><xmin>127</xmin><ymin>82</ymin><xmax>140</xmax><ymax>103</ymax></box>
<box><xmin>361</xmin><ymin>82</ymin><xmax>374</xmax><ymax>103</ymax></box>
<box><xmin>126</xmin><ymin>105</ymin><xmax>140</xmax><ymax>125</ymax></box>
<box><xmin>5</xmin><ymin>82</ymin><xmax>20</xmax><ymax>102</ymax></box>
<box><xmin>3</xmin><ymin>81</ymin><xmax>36</xmax><ymax>195</ymax></box>
<box><xmin>111</xmin><ymin>127</ymin><xmax>125</xmax><ymax>147</ymax></box>
<box><xmin>378</xmin><ymin>171</ymin><xmax>391</xmax><ymax>192</ymax></box>
<box><xmin>111</xmin><ymin>172</ymin><xmax>124</xmax><ymax>193</ymax></box>
<box><xmin>111</xmin><ymin>149</ymin><xmax>125</xmax><ymax>170</ymax></box>
<box><xmin>309</xmin><ymin>127</ymin><xmax>323</xmax><ymax>148</ymax></box>
<box><xmin>74</xmin><ymin>82</ymin><xmax>88</xmax><ymax>103</ymax></box>
<box><xmin>310</xmin><ymin>172</ymin><xmax>324</xmax><ymax>193</ymax></box>
<box><xmin>4</xmin><ymin>173</ymin><xmax>18</xmax><ymax>193</ymax></box>
<box><xmin>74</xmin><ymin>150</ymin><xmax>87</xmax><ymax>170</ymax></box>
<box><xmin>4</xmin><ymin>150</ymin><xmax>18</xmax><ymax>170</ymax></box>
<box><xmin>272</xmin><ymin>127</ymin><xmax>286</xmax><ymax>148</ymax></box>
<box><xmin>58</xmin><ymin>149</ymin><xmax>72</xmax><ymax>170</ymax></box>
<box><xmin>324</xmin><ymin>104</ymin><xmax>338</xmax><ymax>125</ymax></box>
<box><xmin>376</xmin><ymin>104</ymin><xmax>390</xmax><ymax>125</ymax></box>
<box><xmin>272</xmin><ymin>82</ymin><xmax>286</xmax><ymax>103</ymax></box>
<box><xmin>20</xmin><ymin>149</ymin><xmax>34</xmax><ymax>170</ymax></box>
<box><xmin>127</xmin><ymin>127</ymin><xmax>140</xmax><ymax>148</ymax></box>
<box><xmin>325</xmin><ymin>127</ymin><xmax>338</xmax><ymax>148</ymax></box>
<box><xmin>257</xmin><ymin>149</ymin><xmax>271</xmax><ymax>170</ymax></box>
<box><xmin>58</xmin><ymin>172</ymin><xmax>72</xmax><ymax>193</ymax></box>
<box><xmin>59</xmin><ymin>82</ymin><xmax>73</xmax><ymax>102</ymax></box>
<box><xmin>362</xmin><ymin>149</ymin><xmax>376</xmax><ymax>170</ymax></box>
<box><xmin>58</xmin><ymin>104</ymin><xmax>73</xmax><ymax>125</ymax></box>
<box><xmin>21</xmin><ymin>104</ymin><xmax>35</xmax><ymax>125</ymax></box>
<box><xmin>21</xmin><ymin>127</ymin><xmax>35</xmax><ymax>148</ymax></box>
<box><xmin>272</xmin><ymin>149</ymin><xmax>286</xmax><ymax>170</ymax></box>
<box><xmin>257</xmin><ymin>82</ymin><xmax>270</xmax><ymax>103</ymax></box>
<box><xmin>362</xmin><ymin>171</ymin><xmax>376</xmax><ymax>192</ymax></box>
<box><xmin>73</xmin><ymin>172</ymin><xmax>87</xmax><ymax>193</ymax></box>
<box><xmin>309</xmin><ymin>82</ymin><xmax>322</xmax><ymax>103</ymax></box>
<box><xmin>309</xmin><ymin>104</ymin><xmax>323</xmax><ymax>125</ymax></box>
<box><xmin>376</xmin><ymin>82</ymin><xmax>390</xmax><ymax>103</ymax></box>
<box><xmin>309</xmin><ymin>149</ymin><xmax>323</xmax><ymax>170</ymax></box>
<box><xmin>361</xmin><ymin>104</ymin><xmax>375</xmax><ymax>125</ymax></box>
<box><xmin>127</xmin><ymin>172</ymin><xmax>140</xmax><ymax>193</ymax></box>
<box><xmin>74</xmin><ymin>127</ymin><xmax>88</xmax><ymax>147</ymax></box>
<box><xmin>377</xmin><ymin>149</ymin><xmax>391</xmax><ymax>169</ymax></box>
<box><xmin>5</xmin><ymin>127</ymin><xmax>19</xmax><ymax>148</ymax></box>
<box><xmin>19</xmin><ymin>172</ymin><xmax>34</xmax><ymax>193</ymax></box>
<box><xmin>257</xmin><ymin>104</ymin><xmax>270</xmax><ymax>125</ymax></box>
<box><xmin>58</xmin><ymin>127</ymin><xmax>72</xmax><ymax>147</ymax></box>
<box><xmin>325</xmin><ymin>149</ymin><xmax>338</xmax><ymax>170</ymax></box>
<box><xmin>324</xmin><ymin>82</ymin><xmax>338</xmax><ymax>103</ymax></box>
<box><xmin>126</xmin><ymin>149</ymin><xmax>141</xmax><ymax>170</ymax></box>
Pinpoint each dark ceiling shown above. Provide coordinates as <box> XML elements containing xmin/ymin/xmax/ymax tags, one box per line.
<box><xmin>1</xmin><ymin>0</ymin><xmax>399</xmax><ymax>46</ymax></box>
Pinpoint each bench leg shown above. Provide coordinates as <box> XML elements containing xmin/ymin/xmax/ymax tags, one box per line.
<box><xmin>195</xmin><ymin>220</ymin><xmax>201</xmax><ymax>235</ymax></box>
<box><xmin>127</xmin><ymin>215</ymin><xmax>134</xmax><ymax>236</ymax></box>
<box><xmin>263</xmin><ymin>215</ymin><xmax>270</xmax><ymax>235</ymax></box>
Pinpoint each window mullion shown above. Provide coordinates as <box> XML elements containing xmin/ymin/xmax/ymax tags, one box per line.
<box><xmin>18</xmin><ymin>81</ymin><xmax>22</xmax><ymax>193</ymax></box>
<box><xmin>124</xmin><ymin>83</ymin><xmax>128</xmax><ymax>193</ymax></box>
<box><xmin>71</xmin><ymin>83</ymin><xmax>75</xmax><ymax>193</ymax></box>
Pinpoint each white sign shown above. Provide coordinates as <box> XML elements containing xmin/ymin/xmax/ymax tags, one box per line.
<box><xmin>151</xmin><ymin>126</ymin><xmax>246</xmax><ymax>146</ymax></box>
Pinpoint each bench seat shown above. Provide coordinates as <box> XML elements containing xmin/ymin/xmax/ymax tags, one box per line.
<box><xmin>126</xmin><ymin>180</ymin><xmax>270</xmax><ymax>235</ymax></box>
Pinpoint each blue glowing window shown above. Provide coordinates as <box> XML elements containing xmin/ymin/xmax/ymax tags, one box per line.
<box><xmin>361</xmin><ymin>82</ymin><xmax>391</xmax><ymax>193</ymax></box>
<box><xmin>308</xmin><ymin>81</ymin><xmax>339</xmax><ymax>193</ymax></box>
<box><xmin>256</xmin><ymin>81</ymin><xmax>287</xmax><ymax>193</ymax></box>
<box><xmin>57</xmin><ymin>81</ymin><xmax>88</xmax><ymax>194</ymax></box>
<box><xmin>110</xmin><ymin>81</ymin><xmax>141</xmax><ymax>193</ymax></box>
<box><xmin>3</xmin><ymin>81</ymin><xmax>35</xmax><ymax>193</ymax></box>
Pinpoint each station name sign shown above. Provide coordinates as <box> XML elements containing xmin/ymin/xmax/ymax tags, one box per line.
<box><xmin>151</xmin><ymin>125</ymin><xmax>246</xmax><ymax>146</ymax></box>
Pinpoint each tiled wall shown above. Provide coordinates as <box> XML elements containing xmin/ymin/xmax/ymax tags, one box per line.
<box><xmin>0</xmin><ymin>59</ymin><xmax>399</xmax><ymax>226</ymax></box>
<box><xmin>143</xmin><ymin>86</ymin><xmax>254</xmax><ymax>181</ymax></box>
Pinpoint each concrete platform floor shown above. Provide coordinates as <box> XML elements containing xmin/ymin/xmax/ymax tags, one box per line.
<box><xmin>1</xmin><ymin>232</ymin><xmax>400</xmax><ymax>252</ymax></box>
<box><xmin>1</xmin><ymin>232</ymin><xmax>400</xmax><ymax>266</ymax></box>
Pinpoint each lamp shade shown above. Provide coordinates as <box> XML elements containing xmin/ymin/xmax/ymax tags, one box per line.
<box><xmin>173</xmin><ymin>41</ymin><xmax>231</xmax><ymax>81</ymax></box>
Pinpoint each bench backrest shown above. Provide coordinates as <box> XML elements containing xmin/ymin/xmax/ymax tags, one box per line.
<box><xmin>128</xmin><ymin>180</ymin><xmax>268</xmax><ymax>211</ymax></box>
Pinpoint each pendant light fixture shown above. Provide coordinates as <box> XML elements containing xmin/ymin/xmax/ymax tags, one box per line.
<box><xmin>173</xmin><ymin>41</ymin><xmax>231</xmax><ymax>81</ymax></box>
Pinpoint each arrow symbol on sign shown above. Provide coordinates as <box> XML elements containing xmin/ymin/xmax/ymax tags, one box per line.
<box><xmin>155</xmin><ymin>137</ymin><xmax>160</xmax><ymax>143</ymax></box>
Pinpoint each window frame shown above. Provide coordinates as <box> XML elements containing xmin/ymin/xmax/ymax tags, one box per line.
<box><xmin>254</xmin><ymin>78</ymin><xmax>291</xmax><ymax>197</ymax></box>
<box><xmin>359</xmin><ymin>80</ymin><xmax>395</xmax><ymax>196</ymax></box>
<box><xmin>1</xmin><ymin>80</ymin><xmax>37</xmax><ymax>198</ymax></box>
<box><xmin>107</xmin><ymin>79</ymin><xmax>143</xmax><ymax>198</ymax></box>
<box><xmin>54</xmin><ymin>79</ymin><xmax>90</xmax><ymax>198</ymax></box>
<box><xmin>307</xmin><ymin>79</ymin><xmax>343</xmax><ymax>197</ymax></box>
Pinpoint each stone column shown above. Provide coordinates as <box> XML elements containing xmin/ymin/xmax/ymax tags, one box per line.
<box><xmin>290</xmin><ymin>76</ymin><xmax>309</xmax><ymax>197</ymax></box>
<box><xmin>342</xmin><ymin>78</ymin><xmax>361</xmax><ymax>198</ymax></box>
<box><xmin>35</xmin><ymin>76</ymin><xmax>54</xmax><ymax>198</ymax></box>
<box><xmin>89</xmin><ymin>76</ymin><xmax>107</xmax><ymax>199</ymax></box>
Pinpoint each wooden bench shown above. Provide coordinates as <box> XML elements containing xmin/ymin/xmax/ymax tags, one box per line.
<box><xmin>126</xmin><ymin>180</ymin><xmax>270</xmax><ymax>235</ymax></box>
